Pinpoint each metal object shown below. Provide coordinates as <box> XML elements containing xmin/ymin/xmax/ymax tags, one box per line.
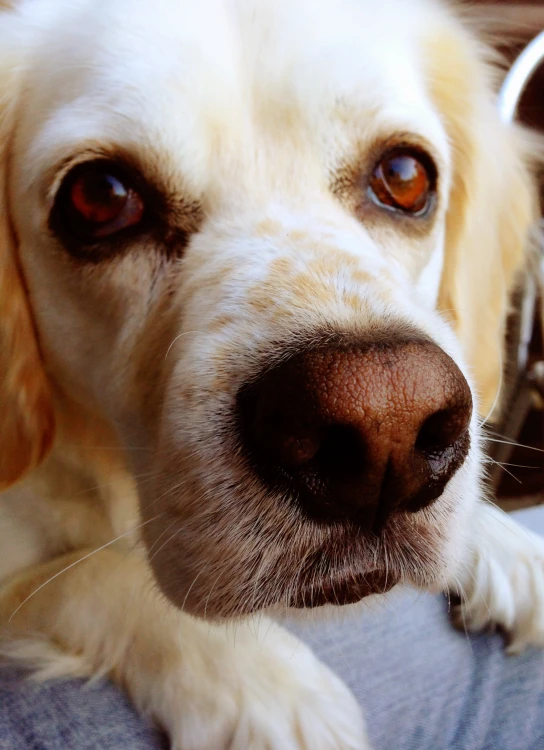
<box><xmin>499</xmin><ymin>31</ymin><xmax>544</xmax><ymax>123</ymax></box>
<box><xmin>489</xmin><ymin>34</ymin><xmax>544</xmax><ymax>489</ymax></box>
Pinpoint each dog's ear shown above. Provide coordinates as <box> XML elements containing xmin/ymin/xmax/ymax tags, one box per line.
<box><xmin>425</xmin><ymin>25</ymin><xmax>539</xmax><ymax>420</ymax></box>
<box><xmin>0</xmin><ymin>28</ymin><xmax>55</xmax><ymax>490</ymax></box>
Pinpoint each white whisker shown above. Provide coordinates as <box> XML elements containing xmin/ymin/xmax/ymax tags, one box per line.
<box><xmin>165</xmin><ymin>331</ymin><xmax>205</xmax><ymax>360</ymax></box>
<box><xmin>484</xmin><ymin>436</ymin><xmax>544</xmax><ymax>454</ymax></box>
<box><xmin>9</xmin><ymin>514</ymin><xmax>163</xmax><ymax>623</ymax></box>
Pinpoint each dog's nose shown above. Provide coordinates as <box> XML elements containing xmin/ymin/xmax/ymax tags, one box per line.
<box><xmin>238</xmin><ymin>339</ymin><xmax>472</xmax><ymax>531</ymax></box>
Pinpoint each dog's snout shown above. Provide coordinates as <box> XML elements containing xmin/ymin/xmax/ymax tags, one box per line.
<box><xmin>238</xmin><ymin>338</ymin><xmax>472</xmax><ymax>532</ymax></box>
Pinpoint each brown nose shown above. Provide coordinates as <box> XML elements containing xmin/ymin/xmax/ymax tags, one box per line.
<box><xmin>237</xmin><ymin>338</ymin><xmax>472</xmax><ymax>532</ymax></box>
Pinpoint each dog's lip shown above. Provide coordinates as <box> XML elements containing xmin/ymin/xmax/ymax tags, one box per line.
<box><xmin>289</xmin><ymin>569</ymin><xmax>398</xmax><ymax>608</ymax></box>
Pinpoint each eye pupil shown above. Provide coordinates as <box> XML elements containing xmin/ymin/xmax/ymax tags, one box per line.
<box><xmin>370</xmin><ymin>150</ymin><xmax>433</xmax><ymax>215</ymax></box>
<box><xmin>71</xmin><ymin>171</ymin><xmax>128</xmax><ymax>224</ymax></box>
<box><xmin>51</xmin><ymin>160</ymin><xmax>146</xmax><ymax>246</ymax></box>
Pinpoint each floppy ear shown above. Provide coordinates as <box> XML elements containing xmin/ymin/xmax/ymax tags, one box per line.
<box><xmin>425</xmin><ymin>24</ymin><xmax>539</xmax><ymax>420</ymax></box>
<box><xmin>0</xmin><ymin>25</ymin><xmax>55</xmax><ymax>490</ymax></box>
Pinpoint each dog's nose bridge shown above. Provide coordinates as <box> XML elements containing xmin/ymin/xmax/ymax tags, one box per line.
<box><xmin>246</xmin><ymin>209</ymin><xmax>392</xmax><ymax>309</ymax></box>
<box><xmin>186</xmin><ymin>205</ymin><xmax>396</xmax><ymax>340</ymax></box>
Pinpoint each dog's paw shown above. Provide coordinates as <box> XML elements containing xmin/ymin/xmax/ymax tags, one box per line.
<box><xmin>0</xmin><ymin>552</ymin><xmax>366</xmax><ymax>749</ymax></box>
<box><xmin>452</xmin><ymin>504</ymin><xmax>544</xmax><ymax>654</ymax></box>
<box><xmin>148</xmin><ymin>616</ymin><xmax>368</xmax><ymax>750</ymax></box>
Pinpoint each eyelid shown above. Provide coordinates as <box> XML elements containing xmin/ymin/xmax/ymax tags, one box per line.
<box><xmin>43</xmin><ymin>150</ymin><xmax>112</xmax><ymax>212</ymax></box>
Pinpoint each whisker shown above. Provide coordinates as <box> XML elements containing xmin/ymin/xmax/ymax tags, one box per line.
<box><xmin>146</xmin><ymin>516</ymin><xmax>180</xmax><ymax>558</ymax></box>
<box><xmin>486</xmin><ymin>458</ymin><xmax>523</xmax><ymax>484</ymax></box>
<box><xmin>482</xmin><ymin>498</ymin><xmax>540</xmax><ymax>542</ymax></box>
<box><xmin>71</xmin><ymin>446</ymin><xmax>151</xmax><ymax>452</ymax></box>
<box><xmin>181</xmin><ymin>565</ymin><xmax>209</xmax><ymax>612</ymax></box>
<box><xmin>165</xmin><ymin>331</ymin><xmax>205</xmax><ymax>360</ymax></box>
<box><xmin>203</xmin><ymin>569</ymin><xmax>227</xmax><ymax>619</ymax></box>
<box><xmin>8</xmin><ymin>514</ymin><xmax>164</xmax><ymax>623</ymax></box>
<box><xmin>147</xmin><ymin>524</ymin><xmax>185</xmax><ymax>564</ymax></box>
<box><xmin>483</xmin><ymin>459</ymin><xmax>539</xmax><ymax>470</ymax></box>
<box><xmin>484</xmin><ymin>437</ymin><xmax>544</xmax><ymax>454</ymax></box>
<box><xmin>73</xmin><ymin>471</ymin><xmax>159</xmax><ymax>497</ymax></box>
<box><xmin>480</xmin><ymin>345</ymin><xmax>504</xmax><ymax>428</ymax></box>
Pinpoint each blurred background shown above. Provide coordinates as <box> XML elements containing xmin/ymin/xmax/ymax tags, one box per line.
<box><xmin>472</xmin><ymin>0</ymin><xmax>543</xmax><ymax>509</ymax></box>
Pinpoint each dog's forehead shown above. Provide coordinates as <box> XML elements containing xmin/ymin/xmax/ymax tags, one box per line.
<box><xmin>19</xmin><ymin>0</ymin><xmax>448</xmax><ymax>199</ymax></box>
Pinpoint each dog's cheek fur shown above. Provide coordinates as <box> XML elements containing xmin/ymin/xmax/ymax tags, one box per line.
<box><xmin>0</xmin><ymin>34</ymin><xmax>55</xmax><ymax>490</ymax></box>
<box><xmin>424</xmin><ymin>19</ymin><xmax>540</xmax><ymax>420</ymax></box>
<box><xmin>0</xmin><ymin>239</ymin><xmax>55</xmax><ymax>490</ymax></box>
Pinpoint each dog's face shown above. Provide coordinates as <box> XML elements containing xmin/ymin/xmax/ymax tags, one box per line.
<box><xmin>0</xmin><ymin>0</ymin><xmax>536</xmax><ymax>617</ymax></box>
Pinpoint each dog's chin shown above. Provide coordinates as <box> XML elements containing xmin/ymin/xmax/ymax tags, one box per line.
<box><xmin>145</xmin><ymin>510</ymin><xmax>449</xmax><ymax>620</ymax></box>
<box><xmin>144</xmin><ymin>474</ymin><xmax>453</xmax><ymax>620</ymax></box>
<box><xmin>155</xmin><ymin>571</ymin><xmax>399</xmax><ymax>621</ymax></box>
<box><xmin>287</xmin><ymin>569</ymin><xmax>399</xmax><ymax>608</ymax></box>
<box><xmin>151</xmin><ymin>551</ymin><xmax>402</xmax><ymax>619</ymax></box>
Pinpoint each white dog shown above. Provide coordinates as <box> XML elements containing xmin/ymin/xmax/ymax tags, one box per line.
<box><xmin>1</xmin><ymin>0</ymin><xmax>543</xmax><ymax>747</ymax></box>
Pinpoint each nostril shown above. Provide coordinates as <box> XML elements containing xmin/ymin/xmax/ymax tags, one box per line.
<box><xmin>277</xmin><ymin>430</ymin><xmax>322</xmax><ymax>467</ymax></box>
<box><xmin>415</xmin><ymin>408</ymin><xmax>468</xmax><ymax>458</ymax></box>
<box><xmin>314</xmin><ymin>425</ymin><xmax>364</xmax><ymax>478</ymax></box>
<box><xmin>315</xmin><ymin>425</ymin><xmax>366</xmax><ymax>477</ymax></box>
<box><xmin>277</xmin><ymin>424</ymin><xmax>365</xmax><ymax>477</ymax></box>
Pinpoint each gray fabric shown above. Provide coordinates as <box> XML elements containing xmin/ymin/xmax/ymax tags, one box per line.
<box><xmin>289</xmin><ymin>590</ymin><xmax>544</xmax><ymax>750</ymax></box>
<box><xmin>514</xmin><ymin>505</ymin><xmax>544</xmax><ymax>537</ymax></box>
<box><xmin>1</xmin><ymin>506</ymin><xmax>544</xmax><ymax>749</ymax></box>
<box><xmin>0</xmin><ymin>668</ymin><xmax>168</xmax><ymax>750</ymax></box>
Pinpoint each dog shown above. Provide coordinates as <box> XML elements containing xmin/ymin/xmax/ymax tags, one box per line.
<box><xmin>1</xmin><ymin>0</ymin><xmax>543</xmax><ymax>746</ymax></box>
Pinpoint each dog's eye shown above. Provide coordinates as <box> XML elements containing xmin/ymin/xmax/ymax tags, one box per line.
<box><xmin>53</xmin><ymin>161</ymin><xmax>145</xmax><ymax>241</ymax></box>
<box><xmin>369</xmin><ymin>150</ymin><xmax>434</xmax><ymax>215</ymax></box>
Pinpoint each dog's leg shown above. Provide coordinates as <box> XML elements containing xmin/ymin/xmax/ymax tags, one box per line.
<box><xmin>449</xmin><ymin>501</ymin><xmax>544</xmax><ymax>653</ymax></box>
<box><xmin>0</xmin><ymin>549</ymin><xmax>368</xmax><ymax>749</ymax></box>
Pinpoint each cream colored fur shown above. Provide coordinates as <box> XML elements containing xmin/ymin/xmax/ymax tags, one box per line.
<box><xmin>0</xmin><ymin>0</ymin><xmax>543</xmax><ymax>748</ymax></box>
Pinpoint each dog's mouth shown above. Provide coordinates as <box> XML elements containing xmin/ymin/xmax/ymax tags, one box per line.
<box><xmin>288</xmin><ymin>568</ymin><xmax>398</xmax><ymax>608</ymax></box>
<box><xmin>143</xmin><ymin>491</ymin><xmax>445</xmax><ymax>619</ymax></box>
<box><xmin>145</xmin><ymin>433</ymin><xmax>453</xmax><ymax>618</ymax></box>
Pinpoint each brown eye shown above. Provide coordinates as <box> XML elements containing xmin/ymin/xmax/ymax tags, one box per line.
<box><xmin>369</xmin><ymin>150</ymin><xmax>434</xmax><ymax>215</ymax></box>
<box><xmin>52</xmin><ymin>161</ymin><xmax>145</xmax><ymax>243</ymax></box>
